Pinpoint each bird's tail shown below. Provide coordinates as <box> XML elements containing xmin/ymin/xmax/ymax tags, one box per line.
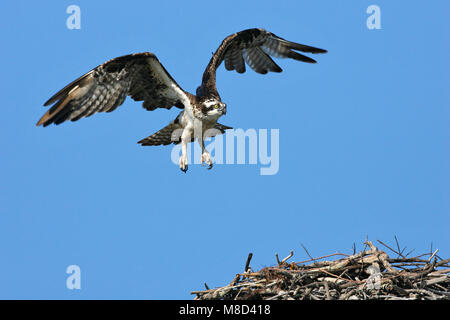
<box><xmin>138</xmin><ymin>121</ymin><xmax>182</xmax><ymax>146</ymax></box>
<box><xmin>138</xmin><ymin>122</ymin><xmax>232</xmax><ymax>146</ymax></box>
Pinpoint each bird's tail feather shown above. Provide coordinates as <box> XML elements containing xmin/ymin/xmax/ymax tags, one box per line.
<box><xmin>138</xmin><ymin>122</ymin><xmax>232</xmax><ymax>146</ymax></box>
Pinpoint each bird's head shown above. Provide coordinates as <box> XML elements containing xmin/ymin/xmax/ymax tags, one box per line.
<box><xmin>200</xmin><ymin>99</ymin><xmax>227</xmax><ymax>119</ymax></box>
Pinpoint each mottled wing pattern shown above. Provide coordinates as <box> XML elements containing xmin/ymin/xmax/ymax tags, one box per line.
<box><xmin>138</xmin><ymin>122</ymin><xmax>232</xmax><ymax>146</ymax></box>
<box><xmin>200</xmin><ymin>28</ymin><xmax>327</xmax><ymax>96</ymax></box>
<box><xmin>37</xmin><ymin>52</ymin><xmax>188</xmax><ymax>127</ymax></box>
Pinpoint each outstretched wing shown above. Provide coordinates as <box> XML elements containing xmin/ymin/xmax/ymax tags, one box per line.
<box><xmin>37</xmin><ymin>52</ymin><xmax>191</xmax><ymax>127</ymax></box>
<box><xmin>199</xmin><ymin>28</ymin><xmax>327</xmax><ymax>97</ymax></box>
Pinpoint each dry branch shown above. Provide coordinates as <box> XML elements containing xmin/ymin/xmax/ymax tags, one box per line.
<box><xmin>192</xmin><ymin>240</ymin><xmax>449</xmax><ymax>300</ymax></box>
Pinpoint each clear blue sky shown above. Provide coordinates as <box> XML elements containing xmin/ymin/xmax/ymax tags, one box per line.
<box><xmin>0</xmin><ymin>1</ymin><xmax>448</xmax><ymax>299</ymax></box>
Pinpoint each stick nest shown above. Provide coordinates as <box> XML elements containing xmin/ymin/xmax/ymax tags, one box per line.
<box><xmin>192</xmin><ymin>240</ymin><xmax>449</xmax><ymax>300</ymax></box>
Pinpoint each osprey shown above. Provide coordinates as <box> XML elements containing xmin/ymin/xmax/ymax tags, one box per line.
<box><xmin>37</xmin><ymin>28</ymin><xmax>326</xmax><ymax>172</ymax></box>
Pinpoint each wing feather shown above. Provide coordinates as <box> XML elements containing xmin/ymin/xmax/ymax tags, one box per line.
<box><xmin>37</xmin><ymin>52</ymin><xmax>190</xmax><ymax>127</ymax></box>
<box><xmin>244</xmin><ymin>47</ymin><xmax>282</xmax><ymax>74</ymax></box>
<box><xmin>232</xmin><ymin>48</ymin><xmax>246</xmax><ymax>73</ymax></box>
<box><xmin>199</xmin><ymin>28</ymin><xmax>326</xmax><ymax>96</ymax></box>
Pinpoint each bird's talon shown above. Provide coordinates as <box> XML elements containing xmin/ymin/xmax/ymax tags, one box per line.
<box><xmin>201</xmin><ymin>152</ymin><xmax>213</xmax><ymax>170</ymax></box>
<box><xmin>179</xmin><ymin>155</ymin><xmax>188</xmax><ymax>173</ymax></box>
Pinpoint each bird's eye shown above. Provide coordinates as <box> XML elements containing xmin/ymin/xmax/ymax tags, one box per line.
<box><xmin>214</xmin><ymin>104</ymin><xmax>220</xmax><ymax>109</ymax></box>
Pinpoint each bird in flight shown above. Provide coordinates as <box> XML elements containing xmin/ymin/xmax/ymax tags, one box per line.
<box><xmin>37</xmin><ymin>28</ymin><xmax>326</xmax><ymax>172</ymax></box>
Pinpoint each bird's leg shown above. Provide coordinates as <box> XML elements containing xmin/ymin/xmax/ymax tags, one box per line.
<box><xmin>199</xmin><ymin>137</ymin><xmax>213</xmax><ymax>170</ymax></box>
<box><xmin>179</xmin><ymin>130</ymin><xmax>190</xmax><ymax>173</ymax></box>
<box><xmin>179</xmin><ymin>141</ymin><xmax>188</xmax><ymax>173</ymax></box>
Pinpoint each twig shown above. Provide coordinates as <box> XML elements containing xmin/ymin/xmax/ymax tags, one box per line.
<box><xmin>275</xmin><ymin>253</ymin><xmax>280</xmax><ymax>265</ymax></box>
<box><xmin>300</xmin><ymin>243</ymin><xmax>315</xmax><ymax>262</ymax></box>
<box><xmin>428</xmin><ymin>249</ymin><xmax>439</xmax><ymax>263</ymax></box>
<box><xmin>281</xmin><ymin>250</ymin><xmax>294</xmax><ymax>263</ymax></box>
<box><xmin>295</xmin><ymin>253</ymin><xmax>350</xmax><ymax>265</ymax></box>
<box><xmin>377</xmin><ymin>239</ymin><xmax>403</xmax><ymax>259</ymax></box>
<box><xmin>394</xmin><ymin>236</ymin><xmax>406</xmax><ymax>258</ymax></box>
<box><xmin>324</xmin><ymin>281</ymin><xmax>331</xmax><ymax>300</ymax></box>
<box><xmin>244</xmin><ymin>253</ymin><xmax>253</xmax><ymax>272</ymax></box>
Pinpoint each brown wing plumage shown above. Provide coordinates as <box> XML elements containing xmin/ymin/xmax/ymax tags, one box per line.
<box><xmin>199</xmin><ymin>28</ymin><xmax>327</xmax><ymax>97</ymax></box>
<box><xmin>37</xmin><ymin>52</ymin><xmax>189</xmax><ymax>127</ymax></box>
